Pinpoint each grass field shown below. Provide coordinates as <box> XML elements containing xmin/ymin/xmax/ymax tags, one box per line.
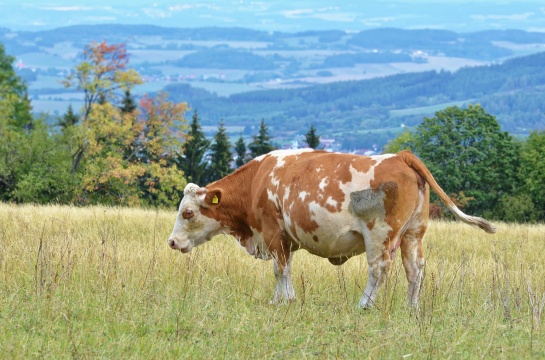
<box><xmin>1</xmin><ymin>203</ymin><xmax>544</xmax><ymax>358</ymax></box>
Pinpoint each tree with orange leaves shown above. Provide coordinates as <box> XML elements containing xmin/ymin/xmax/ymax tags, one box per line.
<box><xmin>63</xmin><ymin>41</ymin><xmax>143</xmax><ymax>174</ymax></box>
<box><xmin>76</xmin><ymin>93</ymin><xmax>188</xmax><ymax>206</ymax></box>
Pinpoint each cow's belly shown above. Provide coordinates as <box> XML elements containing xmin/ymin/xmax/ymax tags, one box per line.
<box><xmin>297</xmin><ymin>228</ymin><xmax>366</xmax><ymax>258</ymax></box>
<box><xmin>285</xmin><ymin>213</ymin><xmax>366</xmax><ymax>259</ymax></box>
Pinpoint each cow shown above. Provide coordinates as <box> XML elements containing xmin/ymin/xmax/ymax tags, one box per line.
<box><xmin>168</xmin><ymin>149</ymin><xmax>496</xmax><ymax>308</ymax></box>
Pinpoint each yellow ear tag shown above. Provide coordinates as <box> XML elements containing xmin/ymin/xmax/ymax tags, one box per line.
<box><xmin>212</xmin><ymin>195</ymin><xmax>219</xmax><ymax>204</ymax></box>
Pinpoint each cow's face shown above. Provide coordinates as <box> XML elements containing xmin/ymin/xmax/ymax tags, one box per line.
<box><xmin>168</xmin><ymin>183</ymin><xmax>223</xmax><ymax>253</ymax></box>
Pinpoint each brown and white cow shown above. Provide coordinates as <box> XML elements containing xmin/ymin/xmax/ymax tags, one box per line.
<box><xmin>168</xmin><ymin>149</ymin><xmax>496</xmax><ymax>308</ymax></box>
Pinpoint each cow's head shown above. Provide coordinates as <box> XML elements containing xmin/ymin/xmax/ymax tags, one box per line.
<box><xmin>168</xmin><ymin>183</ymin><xmax>223</xmax><ymax>253</ymax></box>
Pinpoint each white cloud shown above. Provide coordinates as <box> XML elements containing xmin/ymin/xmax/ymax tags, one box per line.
<box><xmin>281</xmin><ymin>7</ymin><xmax>354</xmax><ymax>22</ymax></box>
<box><xmin>360</xmin><ymin>16</ymin><xmax>396</xmax><ymax>27</ymax></box>
<box><xmin>39</xmin><ymin>6</ymin><xmax>94</xmax><ymax>11</ymax></box>
<box><xmin>282</xmin><ymin>9</ymin><xmax>315</xmax><ymax>18</ymax></box>
<box><xmin>168</xmin><ymin>4</ymin><xmax>221</xmax><ymax>12</ymax></box>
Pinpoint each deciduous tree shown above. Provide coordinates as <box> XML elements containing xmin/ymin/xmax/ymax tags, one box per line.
<box><xmin>62</xmin><ymin>41</ymin><xmax>142</xmax><ymax>173</ymax></box>
<box><xmin>520</xmin><ymin>130</ymin><xmax>545</xmax><ymax>219</ymax></box>
<box><xmin>77</xmin><ymin>93</ymin><xmax>188</xmax><ymax>206</ymax></box>
<box><xmin>0</xmin><ymin>43</ymin><xmax>32</xmax><ymax>131</ymax></box>
<box><xmin>405</xmin><ymin>105</ymin><xmax>519</xmax><ymax>217</ymax></box>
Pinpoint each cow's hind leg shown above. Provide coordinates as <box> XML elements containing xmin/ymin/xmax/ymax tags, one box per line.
<box><xmin>401</xmin><ymin>224</ymin><xmax>427</xmax><ymax>307</ymax></box>
<box><xmin>358</xmin><ymin>226</ymin><xmax>393</xmax><ymax>309</ymax></box>
<box><xmin>271</xmin><ymin>251</ymin><xmax>295</xmax><ymax>304</ymax></box>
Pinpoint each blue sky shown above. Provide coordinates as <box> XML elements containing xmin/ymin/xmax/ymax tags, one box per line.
<box><xmin>1</xmin><ymin>1</ymin><xmax>544</xmax><ymax>32</ymax></box>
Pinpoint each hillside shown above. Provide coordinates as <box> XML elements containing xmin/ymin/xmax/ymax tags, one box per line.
<box><xmin>164</xmin><ymin>51</ymin><xmax>545</xmax><ymax>149</ymax></box>
<box><xmin>3</xmin><ymin>24</ymin><xmax>545</xmax><ymax>149</ymax></box>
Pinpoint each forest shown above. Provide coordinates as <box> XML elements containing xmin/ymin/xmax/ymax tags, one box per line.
<box><xmin>1</xmin><ymin>40</ymin><xmax>545</xmax><ymax>222</ymax></box>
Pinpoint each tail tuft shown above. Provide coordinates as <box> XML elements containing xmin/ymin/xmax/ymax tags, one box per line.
<box><xmin>467</xmin><ymin>215</ymin><xmax>497</xmax><ymax>234</ymax></box>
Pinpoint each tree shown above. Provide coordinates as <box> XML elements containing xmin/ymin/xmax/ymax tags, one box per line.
<box><xmin>206</xmin><ymin>120</ymin><xmax>232</xmax><ymax>184</ymax></box>
<box><xmin>520</xmin><ymin>130</ymin><xmax>545</xmax><ymax>220</ymax></box>
<box><xmin>77</xmin><ymin>93</ymin><xmax>188</xmax><ymax>207</ymax></box>
<box><xmin>62</xmin><ymin>41</ymin><xmax>142</xmax><ymax>173</ymax></box>
<box><xmin>119</xmin><ymin>89</ymin><xmax>137</xmax><ymax>114</ymax></box>
<box><xmin>0</xmin><ymin>115</ymin><xmax>74</xmax><ymax>203</ymax></box>
<box><xmin>399</xmin><ymin>105</ymin><xmax>519</xmax><ymax>217</ymax></box>
<box><xmin>234</xmin><ymin>135</ymin><xmax>248</xmax><ymax>168</ymax></box>
<box><xmin>249</xmin><ymin>119</ymin><xmax>275</xmax><ymax>158</ymax></box>
<box><xmin>383</xmin><ymin>130</ymin><xmax>413</xmax><ymax>153</ymax></box>
<box><xmin>179</xmin><ymin>110</ymin><xmax>210</xmax><ymax>185</ymax></box>
<box><xmin>0</xmin><ymin>43</ymin><xmax>33</xmax><ymax>132</ymax></box>
<box><xmin>57</xmin><ymin>104</ymin><xmax>80</xmax><ymax>130</ymax></box>
<box><xmin>305</xmin><ymin>124</ymin><xmax>320</xmax><ymax>149</ymax></box>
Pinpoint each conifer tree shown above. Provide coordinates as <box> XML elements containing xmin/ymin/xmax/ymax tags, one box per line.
<box><xmin>57</xmin><ymin>104</ymin><xmax>80</xmax><ymax>130</ymax></box>
<box><xmin>249</xmin><ymin>119</ymin><xmax>275</xmax><ymax>158</ymax></box>
<box><xmin>234</xmin><ymin>135</ymin><xmax>248</xmax><ymax>168</ymax></box>
<box><xmin>206</xmin><ymin>120</ymin><xmax>232</xmax><ymax>184</ymax></box>
<box><xmin>305</xmin><ymin>124</ymin><xmax>320</xmax><ymax>149</ymax></box>
<box><xmin>179</xmin><ymin>110</ymin><xmax>210</xmax><ymax>185</ymax></box>
<box><xmin>119</xmin><ymin>89</ymin><xmax>137</xmax><ymax>114</ymax></box>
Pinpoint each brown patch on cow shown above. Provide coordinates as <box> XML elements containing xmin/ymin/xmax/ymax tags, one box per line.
<box><xmin>313</xmin><ymin>235</ymin><xmax>319</xmax><ymax>242</ymax></box>
<box><xmin>367</xmin><ymin>219</ymin><xmax>376</xmax><ymax>231</ymax></box>
<box><xmin>350</xmin><ymin>157</ymin><xmax>376</xmax><ymax>175</ymax></box>
<box><xmin>368</xmin><ymin>156</ymin><xmax>428</xmax><ymax>262</ymax></box>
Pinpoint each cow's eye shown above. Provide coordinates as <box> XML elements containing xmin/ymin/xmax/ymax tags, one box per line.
<box><xmin>182</xmin><ymin>209</ymin><xmax>194</xmax><ymax>220</ymax></box>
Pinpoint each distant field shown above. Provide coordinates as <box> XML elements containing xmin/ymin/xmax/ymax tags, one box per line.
<box><xmin>1</xmin><ymin>203</ymin><xmax>544</xmax><ymax>358</ymax></box>
<box><xmin>390</xmin><ymin>100</ymin><xmax>475</xmax><ymax>117</ymax></box>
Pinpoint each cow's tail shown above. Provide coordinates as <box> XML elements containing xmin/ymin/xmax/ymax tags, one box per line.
<box><xmin>398</xmin><ymin>150</ymin><xmax>496</xmax><ymax>234</ymax></box>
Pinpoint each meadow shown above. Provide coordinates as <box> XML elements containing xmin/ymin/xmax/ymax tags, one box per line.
<box><xmin>1</xmin><ymin>203</ymin><xmax>544</xmax><ymax>358</ymax></box>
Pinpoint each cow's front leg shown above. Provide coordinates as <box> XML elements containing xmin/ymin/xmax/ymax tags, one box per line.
<box><xmin>271</xmin><ymin>251</ymin><xmax>295</xmax><ymax>304</ymax></box>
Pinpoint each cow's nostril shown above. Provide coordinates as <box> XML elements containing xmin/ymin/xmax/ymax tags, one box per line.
<box><xmin>168</xmin><ymin>239</ymin><xmax>176</xmax><ymax>248</ymax></box>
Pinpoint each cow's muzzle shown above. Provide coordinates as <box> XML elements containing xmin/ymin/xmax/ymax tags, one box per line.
<box><xmin>168</xmin><ymin>239</ymin><xmax>191</xmax><ymax>253</ymax></box>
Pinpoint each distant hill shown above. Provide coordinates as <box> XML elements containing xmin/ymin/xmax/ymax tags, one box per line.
<box><xmin>163</xmin><ymin>51</ymin><xmax>545</xmax><ymax>149</ymax></box>
<box><xmin>3</xmin><ymin>24</ymin><xmax>545</xmax><ymax>150</ymax></box>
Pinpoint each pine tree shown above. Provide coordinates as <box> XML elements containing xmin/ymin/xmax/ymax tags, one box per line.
<box><xmin>57</xmin><ymin>104</ymin><xmax>80</xmax><ymax>130</ymax></box>
<box><xmin>206</xmin><ymin>120</ymin><xmax>232</xmax><ymax>184</ymax></box>
<box><xmin>119</xmin><ymin>89</ymin><xmax>137</xmax><ymax>114</ymax></box>
<box><xmin>249</xmin><ymin>119</ymin><xmax>275</xmax><ymax>158</ymax></box>
<box><xmin>305</xmin><ymin>124</ymin><xmax>320</xmax><ymax>149</ymax></box>
<box><xmin>234</xmin><ymin>135</ymin><xmax>248</xmax><ymax>168</ymax></box>
<box><xmin>179</xmin><ymin>110</ymin><xmax>211</xmax><ymax>185</ymax></box>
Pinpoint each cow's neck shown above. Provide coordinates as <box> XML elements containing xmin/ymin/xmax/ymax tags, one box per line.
<box><xmin>206</xmin><ymin>161</ymin><xmax>258</xmax><ymax>248</ymax></box>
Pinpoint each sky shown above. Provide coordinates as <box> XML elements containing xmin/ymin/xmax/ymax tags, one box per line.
<box><xmin>1</xmin><ymin>1</ymin><xmax>544</xmax><ymax>33</ymax></box>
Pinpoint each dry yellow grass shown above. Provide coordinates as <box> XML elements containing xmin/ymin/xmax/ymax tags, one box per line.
<box><xmin>1</xmin><ymin>202</ymin><xmax>544</xmax><ymax>358</ymax></box>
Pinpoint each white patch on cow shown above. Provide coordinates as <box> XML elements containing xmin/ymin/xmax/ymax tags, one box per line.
<box><xmin>326</xmin><ymin>196</ymin><xmax>338</xmax><ymax>208</ymax></box>
<box><xmin>299</xmin><ymin>191</ymin><xmax>308</xmax><ymax>201</ymax></box>
<box><xmin>319</xmin><ymin>178</ymin><xmax>328</xmax><ymax>191</ymax></box>
<box><xmin>267</xmin><ymin>188</ymin><xmax>279</xmax><ymax>207</ymax></box>
<box><xmin>265</xmin><ymin>149</ymin><xmax>316</xmax><ymax>169</ymax></box>
<box><xmin>253</xmin><ymin>153</ymin><xmax>269</xmax><ymax>162</ymax></box>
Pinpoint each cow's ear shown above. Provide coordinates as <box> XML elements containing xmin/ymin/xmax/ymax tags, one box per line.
<box><xmin>204</xmin><ymin>188</ymin><xmax>222</xmax><ymax>207</ymax></box>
